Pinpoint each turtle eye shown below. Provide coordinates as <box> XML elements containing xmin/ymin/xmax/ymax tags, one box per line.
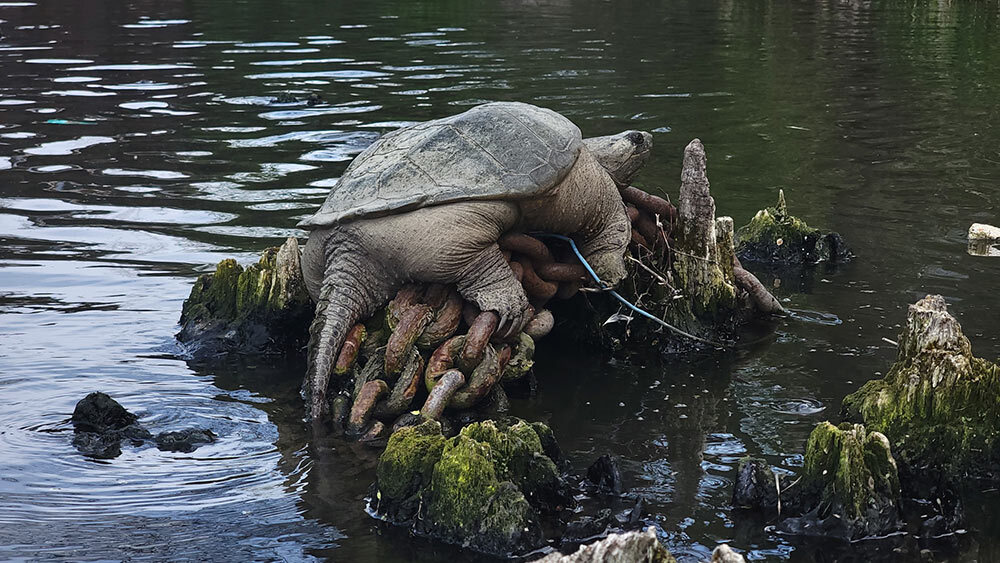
<box><xmin>627</xmin><ymin>131</ymin><xmax>644</xmax><ymax>147</ymax></box>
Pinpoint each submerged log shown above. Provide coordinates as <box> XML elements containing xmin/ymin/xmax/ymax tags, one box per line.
<box><xmin>177</xmin><ymin>237</ymin><xmax>313</xmax><ymax>357</ymax></box>
<box><xmin>842</xmin><ymin>294</ymin><xmax>1000</xmax><ymax>481</ymax></box>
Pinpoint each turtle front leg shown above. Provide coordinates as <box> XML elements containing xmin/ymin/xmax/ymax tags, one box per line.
<box><xmin>454</xmin><ymin>243</ymin><xmax>531</xmax><ymax>339</ymax></box>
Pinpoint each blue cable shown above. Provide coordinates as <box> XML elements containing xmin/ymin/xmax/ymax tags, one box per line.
<box><xmin>532</xmin><ymin>233</ymin><xmax>727</xmax><ymax>348</ymax></box>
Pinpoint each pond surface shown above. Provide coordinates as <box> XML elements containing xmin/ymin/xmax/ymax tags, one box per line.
<box><xmin>1</xmin><ymin>0</ymin><xmax>999</xmax><ymax>561</ymax></box>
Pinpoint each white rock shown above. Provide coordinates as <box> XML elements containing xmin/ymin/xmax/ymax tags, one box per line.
<box><xmin>968</xmin><ymin>223</ymin><xmax>1000</xmax><ymax>241</ymax></box>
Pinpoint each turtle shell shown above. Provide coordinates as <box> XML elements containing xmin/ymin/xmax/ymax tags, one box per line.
<box><xmin>298</xmin><ymin>102</ymin><xmax>582</xmax><ymax>228</ymax></box>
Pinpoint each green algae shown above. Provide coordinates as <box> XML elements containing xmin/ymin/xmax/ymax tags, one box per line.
<box><xmin>180</xmin><ymin>258</ymin><xmax>242</xmax><ymax>324</ymax></box>
<box><xmin>373</xmin><ymin>418</ymin><xmax>564</xmax><ymax>556</ymax></box>
<box><xmin>460</xmin><ymin>420</ymin><xmax>561</xmax><ymax>505</ymax></box>
<box><xmin>428</xmin><ymin>434</ymin><xmax>502</xmax><ymax>534</ymax></box>
<box><xmin>801</xmin><ymin>422</ymin><xmax>900</xmax><ymax>528</ymax></box>
<box><xmin>178</xmin><ymin>238</ymin><xmax>313</xmax><ymax>355</ymax></box>
<box><xmin>842</xmin><ymin>294</ymin><xmax>1000</xmax><ymax>478</ymax></box>
<box><xmin>734</xmin><ymin>422</ymin><xmax>902</xmax><ymax>539</ymax></box>
<box><xmin>377</xmin><ymin>420</ymin><xmax>447</xmax><ymax>503</ymax></box>
<box><xmin>736</xmin><ymin>189</ymin><xmax>847</xmax><ymax>264</ymax></box>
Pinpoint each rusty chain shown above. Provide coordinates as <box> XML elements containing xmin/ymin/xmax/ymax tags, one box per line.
<box><xmin>334</xmin><ymin>185</ymin><xmax>681</xmax><ymax>441</ymax></box>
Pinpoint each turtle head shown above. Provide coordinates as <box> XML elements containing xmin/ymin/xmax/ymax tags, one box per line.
<box><xmin>584</xmin><ymin>130</ymin><xmax>653</xmax><ymax>186</ymax></box>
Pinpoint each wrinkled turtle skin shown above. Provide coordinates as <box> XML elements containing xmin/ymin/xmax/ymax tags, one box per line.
<box><xmin>299</xmin><ymin>102</ymin><xmax>652</xmax><ymax>420</ymax></box>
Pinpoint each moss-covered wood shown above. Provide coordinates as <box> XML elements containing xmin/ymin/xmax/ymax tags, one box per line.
<box><xmin>373</xmin><ymin>418</ymin><xmax>570</xmax><ymax>557</ymax></box>
<box><xmin>799</xmin><ymin>422</ymin><xmax>901</xmax><ymax>534</ymax></box>
<box><xmin>736</xmin><ymin>189</ymin><xmax>850</xmax><ymax>265</ymax></box>
<box><xmin>842</xmin><ymin>294</ymin><xmax>1000</xmax><ymax>480</ymax></box>
<box><xmin>733</xmin><ymin>422</ymin><xmax>901</xmax><ymax>540</ymax></box>
<box><xmin>177</xmin><ymin>237</ymin><xmax>313</xmax><ymax>357</ymax></box>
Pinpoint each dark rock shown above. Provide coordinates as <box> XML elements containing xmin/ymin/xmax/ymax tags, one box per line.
<box><xmin>72</xmin><ymin>431</ymin><xmax>123</xmax><ymax>460</ymax></box>
<box><xmin>272</xmin><ymin>92</ymin><xmax>321</xmax><ymax>105</ymax></box>
<box><xmin>586</xmin><ymin>454</ymin><xmax>623</xmax><ymax>494</ymax></box>
<box><xmin>71</xmin><ymin>392</ymin><xmax>138</xmax><ymax>434</ymax></box>
<box><xmin>625</xmin><ymin>496</ymin><xmax>645</xmax><ymax>528</ymax></box>
<box><xmin>733</xmin><ymin>457</ymin><xmax>778</xmax><ymax>509</ymax></box>
<box><xmin>155</xmin><ymin>429</ymin><xmax>216</xmax><ymax>453</ymax></box>
<box><xmin>71</xmin><ymin>392</ymin><xmax>152</xmax><ymax>459</ymax></box>
<box><xmin>70</xmin><ymin>392</ymin><xmax>214</xmax><ymax>458</ymax></box>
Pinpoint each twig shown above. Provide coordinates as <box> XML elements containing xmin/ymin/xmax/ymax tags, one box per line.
<box><xmin>626</xmin><ymin>255</ymin><xmax>669</xmax><ymax>286</ymax></box>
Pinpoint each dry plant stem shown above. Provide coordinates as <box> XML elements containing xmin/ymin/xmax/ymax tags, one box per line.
<box><xmin>421</xmin><ymin>369</ymin><xmax>465</xmax><ymax>420</ymax></box>
<box><xmin>626</xmin><ymin>254</ymin><xmax>669</xmax><ymax>286</ymax></box>
<box><xmin>634</xmin><ymin>211</ymin><xmax>665</xmax><ymax>251</ymax></box>
<box><xmin>348</xmin><ymin>379</ymin><xmax>389</xmax><ymax>434</ymax></box>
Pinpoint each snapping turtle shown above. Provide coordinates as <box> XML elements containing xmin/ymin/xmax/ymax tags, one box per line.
<box><xmin>300</xmin><ymin>102</ymin><xmax>652</xmax><ymax>419</ymax></box>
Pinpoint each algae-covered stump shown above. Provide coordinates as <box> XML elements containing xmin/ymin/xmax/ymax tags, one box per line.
<box><xmin>842</xmin><ymin>294</ymin><xmax>1000</xmax><ymax>481</ymax></box>
<box><xmin>733</xmin><ymin>422</ymin><xmax>901</xmax><ymax>540</ymax></box>
<box><xmin>736</xmin><ymin>189</ymin><xmax>850</xmax><ymax>265</ymax></box>
<box><xmin>373</xmin><ymin>419</ymin><xmax>571</xmax><ymax>557</ymax></box>
<box><xmin>177</xmin><ymin>237</ymin><xmax>313</xmax><ymax>357</ymax></box>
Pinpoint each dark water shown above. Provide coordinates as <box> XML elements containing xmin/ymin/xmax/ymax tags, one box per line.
<box><xmin>1</xmin><ymin>0</ymin><xmax>999</xmax><ymax>561</ymax></box>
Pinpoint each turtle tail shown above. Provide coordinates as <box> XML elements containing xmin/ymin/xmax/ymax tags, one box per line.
<box><xmin>304</xmin><ymin>232</ymin><xmax>391</xmax><ymax>422</ymax></box>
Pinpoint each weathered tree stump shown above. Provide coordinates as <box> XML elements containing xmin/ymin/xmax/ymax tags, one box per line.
<box><xmin>373</xmin><ymin>418</ymin><xmax>570</xmax><ymax>558</ymax></box>
<box><xmin>177</xmin><ymin>237</ymin><xmax>313</xmax><ymax>357</ymax></box>
<box><xmin>733</xmin><ymin>422</ymin><xmax>902</xmax><ymax>540</ymax></box>
<box><xmin>736</xmin><ymin>189</ymin><xmax>850</xmax><ymax>265</ymax></box>
<box><xmin>842</xmin><ymin>294</ymin><xmax>1000</xmax><ymax>481</ymax></box>
<box><xmin>535</xmin><ymin>526</ymin><xmax>681</xmax><ymax>563</ymax></box>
